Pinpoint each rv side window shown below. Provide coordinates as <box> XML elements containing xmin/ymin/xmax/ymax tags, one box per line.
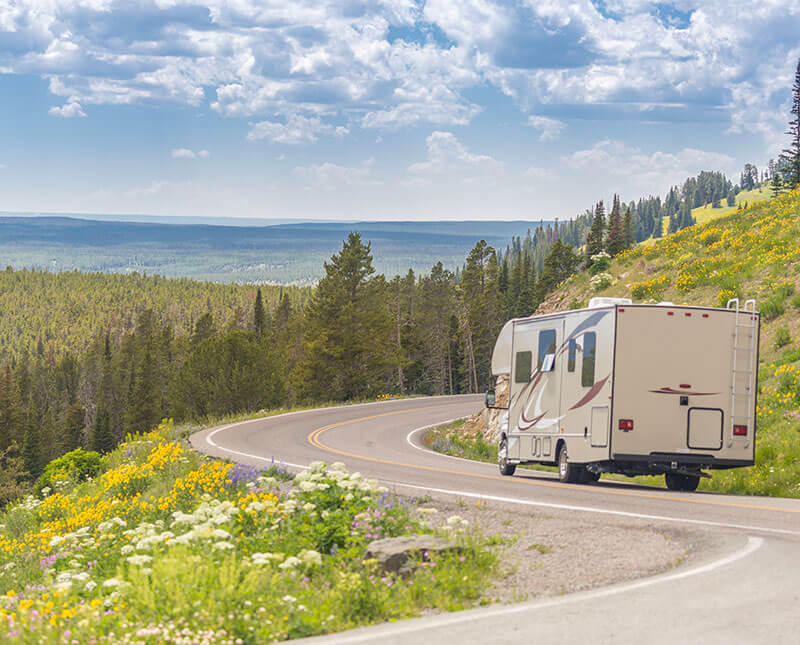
<box><xmin>582</xmin><ymin>332</ymin><xmax>596</xmax><ymax>387</ymax></box>
<box><xmin>567</xmin><ymin>339</ymin><xmax>576</xmax><ymax>372</ymax></box>
<box><xmin>538</xmin><ymin>330</ymin><xmax>556</xmax><ymax>371</ymax></box>
<box><xmin>514</xmin><ymin>351</ymin><xmax>532</xmax><ymax>383</ymax></box>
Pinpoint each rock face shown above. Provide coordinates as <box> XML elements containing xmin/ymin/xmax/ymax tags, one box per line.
<box><xmin>364</xmin><ymin>535</ymin><xmax>458</xmax><ymax>574</ymax></box>
<box><xmin>482</xmin><ymin>374</ymin><xmax>509</xmax><ymax>442</ymax></box>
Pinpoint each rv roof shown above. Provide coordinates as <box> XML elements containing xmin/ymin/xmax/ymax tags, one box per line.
<box><xmin>588</xmin><ymin>297</ymin><xmax>632</xmax><ymax>308</ymax></box>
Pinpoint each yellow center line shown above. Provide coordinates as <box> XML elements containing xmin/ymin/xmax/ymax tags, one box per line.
<box><xmin>306</xmin><ymin>403</ymin><xmax>800</xmax><ymax>516</ymax></box>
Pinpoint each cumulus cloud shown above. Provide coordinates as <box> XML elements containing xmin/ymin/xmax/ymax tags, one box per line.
<box><xmin>1</xmin><ymin>0</ymin><xmax>798</xmax><ymax>147</ymax></box>
<box><xmin>524</xmin><ymin>166</ymin><xmax>557</xmax><ymax>181</ymax></box>
<box><xmin>564</xmin><ymin>139</ymin><xmax>736</xmax><ymax>192</ymax></box>
<box><xmin>407</xmin><ymin>131</ymin><xmax>502</xmax><ymax>186</ymax></box>
<box><xmin>48</xmin><ymin>99</ymin><xmax>86</xmax><ymax>118</ymax></box>
<box><xmin>526</xmin><ymin>115</ymin><xmax>565</xmax><ymax>141</ymax></box>
<box><xmin>248</xmin><ymin>114</ymin><xmax>348</xmax><ymax>145</ymax></box>
<box><xmin>292</xmin><ymin>159</ymin><xmax>380</xmax><ymax>189</ymax></box>
<box><xmin>171</xmin><ymin>148</ymin><xmax>210</xmax><ymax>159</ymax></box>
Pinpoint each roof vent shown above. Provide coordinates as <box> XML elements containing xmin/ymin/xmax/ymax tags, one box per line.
<box><xmin>657</xmin><ymin>301</ymin><xmax>675</xmax><ymax>306</ymax></box>
<box><xmin>588</xmin><ymin>297</ymin><xmax>632</xmax><ymax>309</ymax></box>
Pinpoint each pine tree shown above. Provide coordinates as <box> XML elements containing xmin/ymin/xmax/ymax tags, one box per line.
<box><xmin>606</xmin><ymin>194</ymin><xmax>625</xmax><ymax>256</ymax></box>
<box><xmin>771</xmin><ymin>171</ymin><xmax>785</xmax><ymax>195</ymax></box>
<box><xmin>191</xmin><ymin>313</ymin><xmax>215</xmax><ymax>347</ymax></box>
<box><xmin>253</xmin><ymin>288</ymin><xmax>266</xmax><ymax>334</ymax></box>
<box><xmin>584</xmin><ymin>201</ymin><xmax>606</xmax><ymax>267</ymax></box>
<box><xmin>22</xmin><ymin>422</ymin><xmax>41</xmax><ymax>480</ymax></box>
<box><xmin>92</xmin><ymin>406</ymin><xmax>114</xmax><ymax>454</ymax></box>
<box><xmin>622</xmin><ymin>207</ymin><xmax>635</xmax><ymax>250</ymax></box>
<box><xmin>293</xmin><ymin>233</ymin><xmax>392</xmax><ymax>401</ymax></box>
<box><xmin>0</xmin><ymin>365</ymin><xmax>24</xmax><ymax>451</ymax></box>
<box><xmin>780</xmin><ymin>57</ymin><xmax>800</xmax><ymax>189</ymax></box>
<box><xmin>534</xmin><ymin>240</ymin><xmax>581</xmax><ymax>305</ymax></box>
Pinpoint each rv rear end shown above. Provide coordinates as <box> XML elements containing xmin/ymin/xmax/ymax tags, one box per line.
<box><xmin>610</xmin><ymin>302</ymin><xmax>759</xmax><ymax>489</ymax></box>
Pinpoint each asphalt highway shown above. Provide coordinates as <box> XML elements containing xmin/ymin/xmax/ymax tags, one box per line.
<box><xmin>189</xmin><ymin>395</ymin><xmax>800</xmax><ymax>643</ymax></box>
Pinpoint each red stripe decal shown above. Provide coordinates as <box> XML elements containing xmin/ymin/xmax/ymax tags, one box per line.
<box><xmin>568</xmin><ymin>375</ymin><xmax>610</xmax><ymax>411</ymax></box>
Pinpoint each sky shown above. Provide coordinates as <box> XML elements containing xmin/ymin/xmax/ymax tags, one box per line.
<box><xmin>0</xmin><ymin>0</ymin><xmax>798</xmax><ymax>222</ymax></box>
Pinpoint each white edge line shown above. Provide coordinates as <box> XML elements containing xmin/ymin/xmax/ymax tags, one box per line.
<box><xmin>384</xmin><ymin>481</ymin><xmax>800</xmax><ymax>537</ymax></box>
<box><xmin>317</xmin><ymin>535</ymin><xmax>764</xmax><ymax>644</ymax></box>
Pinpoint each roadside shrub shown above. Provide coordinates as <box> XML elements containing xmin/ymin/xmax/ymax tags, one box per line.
<box><xmin>760</xmin><ymin>297</ymin><xmax>785</xmax><ymax>321</ymax></box>
<box><xmin>590</xmin><ymin>272</ymin><xmax>612</xmax><ymax>291</ymax></box>
<box><xmin>34</xmin><ymin>448</ymin><xmax>102</xmax><ymax>495</ymax></box>
<box><xmin>588</xmin><ymin>252</ymin><xmax>611</xmax><ymax>276</ymax></box>
<box><xmin>717</xmin><ymin>288</ymin><xmax>740</xmax><ymax>307</ymax></box>
<box><xmin>774</xmin><ymin>326</ymin><xmax>792</xmax><ymax>349</ymax></box>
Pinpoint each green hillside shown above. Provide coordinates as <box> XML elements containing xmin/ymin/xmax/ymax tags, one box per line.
<box><xmin>659</xmin><ymin>185</ymin><xmax>775</xmax><ymax>234</ymax></box>
<box><xmin>542</xmin><ymin>188</ymin><xmax>800</xmax><ymax>495</ymax></box>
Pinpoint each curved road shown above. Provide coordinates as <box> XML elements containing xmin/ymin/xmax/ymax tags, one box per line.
<box><xmin>190</xmin><ymin>395</ymin><xmax>800</xmax><ymax>643</ymax></box>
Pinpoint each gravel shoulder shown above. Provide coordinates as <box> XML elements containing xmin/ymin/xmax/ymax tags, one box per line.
<box><xmin>412</xmin><ymin>491</ymin><xmax>715</xmax><ymax>605</ymax></box>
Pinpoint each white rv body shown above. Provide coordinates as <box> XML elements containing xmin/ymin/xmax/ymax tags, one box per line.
<box><xmin>490</xmin><ymin>299</ymin><xmax>759</xmax><ymax>489</ymax></box>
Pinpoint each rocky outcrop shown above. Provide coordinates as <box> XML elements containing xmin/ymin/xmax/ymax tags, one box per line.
<box><xmin>364</xmin><ymin>535</ymin><xmax>459</xmax><ymax>574</ymax></box>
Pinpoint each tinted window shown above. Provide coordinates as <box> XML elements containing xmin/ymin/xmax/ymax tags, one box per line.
<box><xmin>582</xmin><ymin>332</ymin><xmax>596</xmax><ymax>387</ymax></box>
<box><xmin>514</xmin><ymin>351</ymin><xmax>532</xmax><ymax>384</ymax></box>
<box><xmin>567</xmin><ymin>339</ymin><xmax>576</xmax><ymax>372</ymax></box>
<box><xmin>538</xmin><ymin>330</ymin><xmax>556</xmax><ymax>371</ymax></box>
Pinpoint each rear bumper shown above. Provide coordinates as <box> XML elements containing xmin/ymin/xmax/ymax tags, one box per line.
<box><xmin>612</xmin><ymin>452</ymin><xmax>754</xmax><ymax>471</ymax></box>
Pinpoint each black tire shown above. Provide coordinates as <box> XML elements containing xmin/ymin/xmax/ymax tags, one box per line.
<box><xmin>498</xmin><ymin>436</ymin><xmax>516</xmax><ymax>476</ymax></box>
<box><xmin>665</xmin><ymin>472</ymin><xmax>683</xmax><ymax>490</ymax></box>
<box><xmin>681</xmin><ymin>475</ymin><xmax>700</xmax><ymax>492</ymax></box>
<box><xmin>586</xmin><ymin>469</ymin><xmax>601</xmax><ymax>483</ymax></box>
<box><xmin>557</xmin><ymin>444</ymin><xmax>580</xmax><ymax>483</ymax></box>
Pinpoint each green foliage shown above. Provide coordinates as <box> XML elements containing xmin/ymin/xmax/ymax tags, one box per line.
<box><xmin>294</xmin><ymin>233</ymin><xmax>394</xmax><ymax>402</ymax></box>
<box><xmin>34</xmin><ymin>447</ymin><xmax>102</xmax><ymax>494</ymax></box>
<box><xmin>774</xmin><ymin>326</ymin><xmax>792</xmax><ymax>349</ymax></box>
<box><xmin>0</xmin><ymin>427</ymin><xmax>499</xmax><ymax>641</ymax></box>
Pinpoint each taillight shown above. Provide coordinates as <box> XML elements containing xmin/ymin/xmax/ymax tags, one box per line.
<box><xmin>619</xmin><ymin>419</ymin><xmax>634</xmax><ymax>430</ymax></box>
<box><xmin>733</xmin><ymin>425</ymin><xmax>748</xmax><ymax>436</ymax></box>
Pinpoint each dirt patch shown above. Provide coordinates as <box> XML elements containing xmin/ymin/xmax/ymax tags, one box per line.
<box><xmin>414</xmin><ymin>495</ymin><xmax>700</xmax><ymax>604</ymax></box>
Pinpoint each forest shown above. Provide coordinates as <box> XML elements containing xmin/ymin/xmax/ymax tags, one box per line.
<box><xmin>0</xmin><ymin>165</ymin><xmax>779</xmax><ymax>504</ymax></box>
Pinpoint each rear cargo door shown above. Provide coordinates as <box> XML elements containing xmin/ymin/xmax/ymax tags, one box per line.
<box><xmin>612</xmin><ymin>307</ymin><xmax>731</xmax><ymax>458</ymax></box>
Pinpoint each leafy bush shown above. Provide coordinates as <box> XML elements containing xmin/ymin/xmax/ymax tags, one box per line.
<box><xmin>588</xmin><ymin>252</ymin><xmax>611</xmax><ymax>275</ymax></box>
<box><xmin>34</xmin><ymin>448</ymin><xmax>102</xmax><ymax>495</ymax></box>
<box><xmin>791</xmin><ymin>293</ymin><xmax>800</xmax><ymax>309</ymax></box>
<box><xmin>774</xmin><ymin>326</ymin><xmax>792</xmax><ymax>349</ymax></box>
<box><xmin>760</xmin><ymin>297</ymin><xmax>785</xmax><ymax>321</ymax></box>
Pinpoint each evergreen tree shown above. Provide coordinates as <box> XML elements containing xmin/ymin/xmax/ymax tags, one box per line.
<box><xmin>22</xmin><ymin>421</ymin><xmax>41</xmax><ymax>480</ymax></box>
<box><xmin>771</xmin><ymin>171</ymin><xmax>785</xmax><ymax>195</ymax></box>
<box><xmin>534</xmin><ymin>240</ymin><xmax>581</xmax><ymax>305</ymax></box>
<box><xmin>253</xmin><ymin>288</ymin><xmax>266</xmax><ymax>334</ymax></box>
<box><xmin>606</xmin><ymin>194</ymin><xmax>625</xmax><ymax>256</ymax></box>
<box><xmin>92</xmin><ymin>406</ymin><xmax>114</xmax><ymax>454</ymax></box>
<box><xmin>0</xmin><ymin>442</ymin><xmax>28</xmax><ymax>506</ymax></box>
<box><xmin>0</xmin><ymin>365</ymin><xmax>24</xmax><ymax>451</ymax></box>
<box><xmin>191</xmin><ymin>313</ymin><xmax>215</xmax><ymax>347</ymax></box>
<box><xmin>293</xmin><ymin>233</ymin><xmax>393</xmax><ymax>401</ymax></box>
<box><xmin>622</xmin><ymin>207</ymin><xmax>635</xmax><ymax>250</ymax></box>
<box><xmin>584</xmin><ymin>201</ymin><xmax>606</xmax><ymax>267</ymax></box>
<box><xmin>780</xmin><ymin>57</ymin><xmax>800</xmax><ymax>189</ymax></box>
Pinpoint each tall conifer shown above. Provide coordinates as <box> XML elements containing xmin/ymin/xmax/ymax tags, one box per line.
<box><xmin>780</xmin><ymin>57</ymin><xmax>800</xmax><ymax>189</ymax></box>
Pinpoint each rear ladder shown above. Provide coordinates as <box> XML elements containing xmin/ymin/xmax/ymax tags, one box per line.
<box><xmin>727</xmin><ymin>298</ymin><xmax>757</xmax><ymax>446</ymax></box>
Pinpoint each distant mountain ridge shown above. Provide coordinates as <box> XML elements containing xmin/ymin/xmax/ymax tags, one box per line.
<box><xmin>0</xmin><ymin>215</ymin><xmax>549</xmax><ymax>284</ymax></box>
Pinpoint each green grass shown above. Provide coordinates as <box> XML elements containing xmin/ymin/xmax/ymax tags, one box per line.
<box><xmin>691</xmin><ymin>186</ymin><xmax>774</xmax><ymax>224</ymax></box>
<box><xmin>0</xmin><ymin>418</ymin><xmax>500</xmax><ymax>642</ymax></box>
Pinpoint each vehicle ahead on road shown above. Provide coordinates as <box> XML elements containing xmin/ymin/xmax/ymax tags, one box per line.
<box><xmin>486</xmin><ymin>297</ymin><xmax>760</xmax><ymax>491</ymax></box>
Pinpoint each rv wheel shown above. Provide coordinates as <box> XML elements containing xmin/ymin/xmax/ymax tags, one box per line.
<box><xmin>498</xmin><ymin>436</ymin><xmax>516</xmax><ymax>476</ymax></box>
<box><xmin>681</xmin><ymin>475</ymin><xmax>700</xmax><ymax>492</ymax></box>
<box><xmin>557</xmin><ymin>444</ymin><xmax>580</xmax><ymax>483</ymax></box>
<box><xmin>665</xmin><ymin>473</ymin><xmax>682</xmax><ymax>491</ymax></box>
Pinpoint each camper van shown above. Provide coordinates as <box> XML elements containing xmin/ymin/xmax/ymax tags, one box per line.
<box><xmin>487</xmin><ymin>297</ymin><xmax>759</xmax><ymax>491</ymax></box>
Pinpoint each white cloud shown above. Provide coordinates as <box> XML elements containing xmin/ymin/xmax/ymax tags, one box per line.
<box><xmin>48</xmin><ymin>99</ymin><xmax>86</xmax><ymax>118</ymax></box>
<box><xmin>564</xmin><ymin>139</ymin><xmax>736</xmax><ymax>192</ymax></box>
<box><xmin>409</xmin><ymin>131</ymin><xmax>501</xmax><ymax>178</ymax></box>
<box><xmin>1</xmin><ymin>0</ymin><xmax>798</xmax><ymax>149</ymax></box>
<box><xmin>526</xmin><ymin>115</ymin><xmax>565</xmax><ymax>141</ymax></box>
<box><xmin>292</xmin><ymin>159</ymin><xmax>380</xmax><ymax>190</ymax></box>
<box><xmin>524</xmin><ymin>166</ymin><xmax>557</xmax><ymax>181</ymax></box>
<box><xmin>171</xmin><ymin>148</ymin><xmax>210</xmax><ymax>159</ymax></box>
<box><xmin>248</xmin><ymin>114</ymin><xmax>348</xmax><ymax>145</ymax></box>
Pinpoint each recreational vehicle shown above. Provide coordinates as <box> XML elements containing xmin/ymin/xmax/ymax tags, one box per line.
<box><xmin>486</xmin><ymin>297</ymin><xmax>760</xmax><ymax>491</ymax></box>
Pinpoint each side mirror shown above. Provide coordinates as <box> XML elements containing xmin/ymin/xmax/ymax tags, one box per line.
<box><xmin>485</xmin><ymin>389</ymin><xmax>496</xmax><ymax>407</ymax></box>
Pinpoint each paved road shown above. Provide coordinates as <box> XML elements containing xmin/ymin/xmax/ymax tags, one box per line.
<box><xmin>190</xmin><ymin>395</ymin><xmax>800</xmax><ymax>643</ymax></box>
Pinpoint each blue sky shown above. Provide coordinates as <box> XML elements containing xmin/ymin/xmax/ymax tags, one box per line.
<box><xmin>0</xmin><ymin>1</ymin><xmax>798</xmax><ymax>221</ymax></box>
